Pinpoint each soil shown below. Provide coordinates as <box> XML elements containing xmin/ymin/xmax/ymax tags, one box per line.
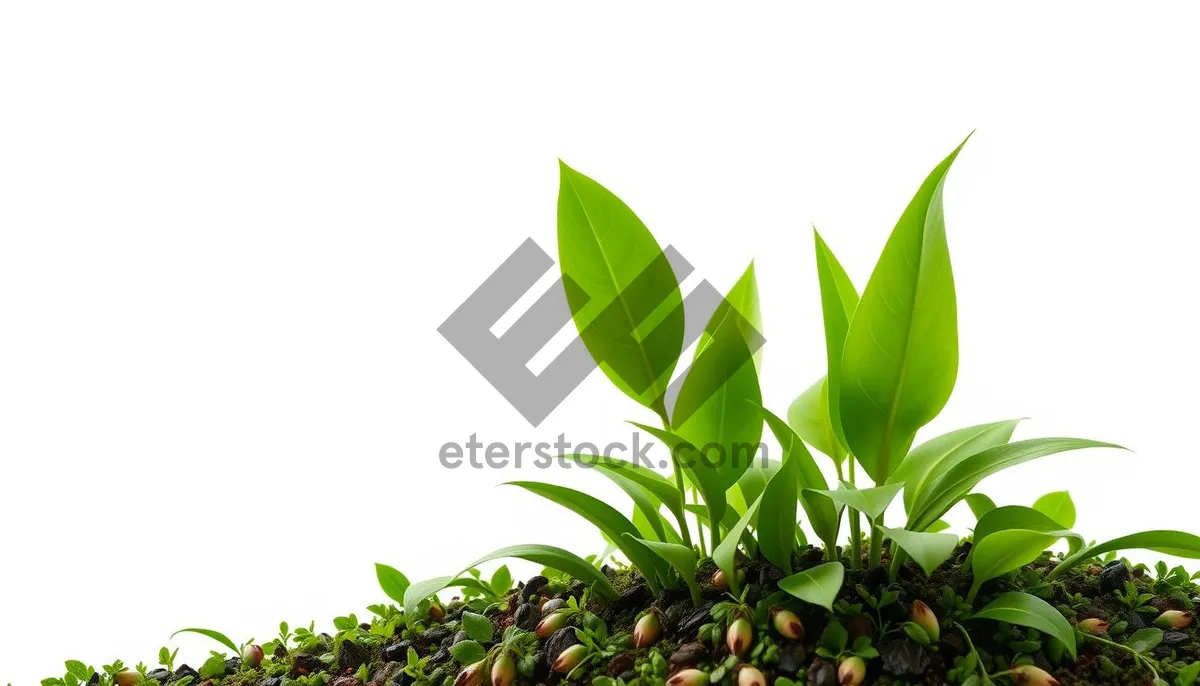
<box><xmin>74</xmin><ymin>545</ymin><xmax>1200</xmax><ymax>686</ymax></box>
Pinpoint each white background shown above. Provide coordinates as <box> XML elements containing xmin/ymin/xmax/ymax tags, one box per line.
<box><xmin>2</xmin><ymin>4</ymin><xmax>1199</xmax><ymax>683</ymax></box>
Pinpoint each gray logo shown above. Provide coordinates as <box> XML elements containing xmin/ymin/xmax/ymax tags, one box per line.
<box><xmin>439</xmin><ymin>239</ymin><xmax>763</xmax><ymax>427</ymax></box>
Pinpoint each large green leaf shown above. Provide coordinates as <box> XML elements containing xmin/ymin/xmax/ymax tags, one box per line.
<box><xmin>733</xmin><ymin>459</ymin><xmax>779</xmax><ymax>515</ymax></box>
<box><xmin>713</xmin><ymin>497</ymin><xmax>761</xmax><ymax>596</ymax></box>
<box><xmin>880</xmin><ymin>526</ymin><xmax>958</xmax><ymax>577</ymax></box>
<box><xmin>403</xmin><ymin>544</ymin><xmax>618</xmax><ymax>618</ymax></box>
<box><xmin>813</xmin><ymin>230</ymin><xmax>860</xmax><ymax>452</ymax></box>
<box><xmin>808</xmin><ymin>483</ymin><xmax>903</xmax><ymax>522</ymax></box>
<box><xmin>633</xmin><ymin>536</ymin><xmax>703</xmax><ymax>605</ymax></box>
<box><xmin>695</xmin><ymin>262</ymin><xmax>762</xmax><ymax>370</ymax></box>
<box><xmin>757</xmin><ymin>443</ymin><xmax>802</xmax><ymax>574</ymax></box>
<box><xmin>840</xmin><ymin>139</ymin><xmax>968</xmax><ymax>483</ymax></box>
<box><xmin>572</xmin><ymin>455</ymin><xmax>672</xmax><ymax>542</ymax></box>
<box><xmin>1048</xmin><ymin>530</ymin><xmax>1200</xmax><ymax>580</ymax></box>
<box><xmin>778</xmin><ymin>561</ymin><xmax>845</xmax><ymax>611</ymax></box>
<box><xmin>889</xmin><ymin>420</ymin><xmax>1021</xmax><ymax>514</ymax></box>
<box><xmin>1032</xmin><ymin>491</ymin><xmax>1076</xmax><ymax>529</ymax></box>
<box><xmin>969</xmin><ymin>529</ymin><xmax>1068</xmax><ymax>601</ymax></box>
<box><xmin>507</xmin><ymin>481</ymin><xmax>666</xmax><ymax>591</ymax></box>
<box><xmin>760</xmin><ymin>408</ymin><xmax>841</xmax><ymax>553</ymax></box>
<box><xmin>907</xmin><ymin>438</ymin><xmax>1121</xmax><ymax>531</ymax></box>
<box><xmin>557</xmin><ymin>162</ymin><xmax>683</xmax><ymax>415</ymax></box>
<box><xmin>972</xmin><ymin>506</ymin><xmax>1084</xmax><ymax>555</ymax></box>
<box><xmin>375</xmin><ymin>563</ymin><xmax>411</xmax><ymax>604</ymax></box>
<box><xmin>787</xmin><ymin>377</ymin><xmax>842</xmax><ymax>463</ymax></box>
<box><xmin>972</xmin><ymin>592</ymin><xmax>1077</xmax><ymax>659</ymax></box>
<box><xmin>672</xmin><ymin>264</ymin><xmax>764</xmax><ymax>536</ymax></box>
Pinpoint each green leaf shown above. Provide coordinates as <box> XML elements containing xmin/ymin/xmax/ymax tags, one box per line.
<box><xmin>969</xmin><ymin>529</ymin><xmax>1069</xmax><ymax>601</ymax></box>
<box><xmin>787</xmin><ymin>377</ymin><xmax>842</xmax><ymax>463</ymax></box>
<box><xmin>64</xmin><ymin>662</ymin><xmax>90</xmax><ymax>681</ymax></box>
<box><xmin>1032</xmin><ymin>491</ymin><xmax>1076</xmax><ymax>529</ymax></box>
<box><xmin>576</xmin><ymin>454</ymin><xmax>684</xmax><ymax>530</ymax></box>
<box><xmin>450</xmin><ymin>640</ymin><xmax>486</xmax><ymax>665</ymax></box>
<box><xmin>557</xmin><ymin>161</ymin><xmax>684</xmax><ymax>414</ymax></box>
<box><xmin>839</xmin><ymin>138</ymin><xmax>968</xmax><ymax>483</ymax></box>
<box><xmin>880</xmin><ymin>526</ymin><xmax>958</xmax><ymax>577</ymax></box>
<box><xmin>461</xmin><ymin>612</ymin><xmax>493</xmax><ymax>643</ymax></box>
<box><xmin>964</xmin><ymin>494</ymin><xmax>997</xmax><ymax>520</ymax></box>
<box><xmin>808</xmin><ymin>482</ymin><xmax>903</xmax><ymax>522</ymax></box>
<box><xmin>760</xmin><ymin>408</ymin><xmax>841</xmax><ymax>553</ymax></box>
<box><xmin>813</xmin><ymin>229</ymin><xmax>860</xmax><ymax>453</ymax></box>
<box><xmin>972</xmin><ymin>592</ymin><xmax>1076</xmax><ymax>659</ymax></box>
<box><xmin>685</xmin><ymin>503</ymin><xmax>756</xmax><ymax>556</ymax></box>
<box><xmin>507</xmin><ymin>481</ymin><xmax>666</xmax><ymax>591</ymax></box>
<box><xmin>633</xmin><ymin>423</ymin><xmax>732</xmax><ymax>543</ymax></box>
<box><xmin>375</xmin><ymin>563</ymin><xmax>411</xmax><ymax>604</ymax></box>
<box><xmin>757</xmin><ymin>440</ymin><xmax>802</xmax><ymax>574</ymax></box>
<box><xmin>695</xmin><ymin>261</ymin><xmax>763</xmax><ymax>371</ymax></box>
<box><xmin>489</xmin><ymin>565</ymin><xmax>513</xmax><ymax>596</ymax></box>
<box><xmin>972</xmin><ymin>506</ymin><xmax>1085</xmax><ymax>555</ymax></box>
<box><xmin>403</xmin><ymin>544</ymin><xmax>618</xmax><ymax>619</ymax></box>
<box><xmin>577</xmin><ymin>456</ymin><xmax>672</xmax><ymax>542</ymax></box>
<box><xmin>170</xmin><ymin>628</ymin><xmax>238</xmax><ymax>654</ymax></box>
<box><xmin>1126</xmin><ymin>628</ymin><xmax>1164</xmax><ymax>654</ymax></box>
<box><xmin>907</xmin><ymin>437</ymin><xmax>1122</xmax><ymax>532</ymax></box>
<box><xmin>713</xmin><ymin>497</ymin><xmax>761</xmax><ymax>596</ymax></box>
<box><xmin>1049</xmin><ymin>530</ymin><xmax>1200</xmax><ymax>580</ymax></box>
<box><xmin>671</xmin><ymin>264</ymin><xmax>764</xmax><ymax>537</ymax></box>
<box><xmin>733</xmin><ymin>459</ymin><xmax>779</xmax><ymax>515</ymax></box>
<box><xmin>633</xmin><ymin>536</ymin><xmax>703</xmax><ymax>605</ymax></box>
<box><xmin>890</xmin><ymin>420</ymin><xmax>1021</xmax><ymax>514</ymax></box>
<box><xmin>778</xmin><ymin>561</ymin><xmax>845</xmax><ymax>611</ymax></box>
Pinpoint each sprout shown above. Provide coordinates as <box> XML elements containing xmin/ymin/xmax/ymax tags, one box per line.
<box><xmin>1009</xmin><ymin>665</ymin><xmax>1059</xmax><ymax>685</ymax></box>
<box><xmin>552</xmin><ymin>644</ymin><xmax>589</xmax><ymax>673</ymax></box>
<box><xmin>429</xmin><ymin>602</ymin><xmax>446</xmax><ymax>621</ymax></box>
<box><xmin>911</xmin><ymin>600</ymin><xmax>940</xmax><ymax>643</ymax></box>
<box><xmin>536</xmin><ymin>611</ymin><xmax>568</xmax><ymax>639</ymax></box>
<box><xmin>1076</xmin><ymin>618</ymin><xmax>1110</xmax><ymax>635</ymax></box>
<box><xmin>837</xmin><ymin>656</ymin><xmax>865</xmax><ymax>686</ymax></box>
<box><xmin>667</xmin><ymin>669</ymin><xmax>709</xmax><ymax>686</ymax></box>
<box><xmin>1155</xmin><ymin>610</ymin><xmax>1194</xmax><ymax>629</ymax></box>
<box><xmin>769</xmin><ymin>607</ymin><xmax>804</xmax><ymax>640</ymax></box>
<box><xmin>633</xmin><ymin>611</ymin><xmax>662</xmax><ymax>648</ymax></box>
<box><xmin>736</xmin><ymin>665</ymin><xmax>765</xmax><ymax>686</ymax></box>
<box><xmin>726</xmin><ymin>617</ymin><xmax>753</xmax><ymax>657</ymax></box>
<box><xmin>454</xmin><ymin>662</ymin><xmax>485</xmax><ymax>686</ymax></box>
<box><xmin>491</xmin><ymin>652</ymin><xmax>516</xmax><ymax>686</ymax></box>
<box><xmin>241</xmin><ymin>644</ymin><xmax>264</xmax><ymax>669</ymax></box>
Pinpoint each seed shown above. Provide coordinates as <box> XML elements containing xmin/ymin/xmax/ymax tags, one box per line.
<box><xmin>1010</xmin><ymin>665</ymin><xmax>1059</xmax><ymax>685</ymax></box>
<box><xmin>430</xmin><ymin>602</ymin><xmax>446</xmax><ymax>620</ymax></box>
<box><xmin>1076</xmin><ymin>618</ymin><xmax>1110</xmax><ymax>634</ymax></box>
<box><xmin>726</xmin><ymin>617</ymin><xmax>753</xmax><ymax>657</ymax></box>
<box><xmin>736</xmin><ymin>665</ymin><xmax>765</xmax><ymax>686</ymax></box>
<box><xmin>837</xmin><ymin>656</ymin><xmax>865</xmax><ymax>686</ymax></box>
<box><xmin>553</xmin><ymin>644</ymin><xmax>589</xmax><ymax>673</ymax></box>
<box><xmin>113</xmin><ymin>671</ymin><xmax>143</xmax><ymax>686</ymax></box>
<box><xmin>454</xmin><ymin>662</ymin><xmax>485</xmax><ymax>686</ymax></box>
<box><xmin>1155</xmin><ymin>610</ymin><xmax>1195</xmax><ymax>629</ymax></box>
<box><xmin>911</xmin><ymin>600</ymin><xmax>940</xmax><ymax>643</ymax></box>
<box><xmin>667</xmin><ymin>668</ymin><xmax>709</xmax><ymax>686</ymax></box>
<box><xmin>537</xmin><ymin>610</ymin><xmax>568</xmax><ymax>638</ymax></box>
<box><xmin>241</xmin><ymin>644</ymin><xmax>264</xmax><ymax>669</ymax></box>
<box><xmin>769</xmin><ymin>607</ymin><xmax>804</xmax><ymax>640</ymax></box>
<box><xmin>491</xmin><ymin>652</ymin><xmax>516</xmax><ymax>686</ymax></box>
<box><xmin>633</xmin><ymin>611</ymin><xmax>662</xmax><ymax>648</ymax></box>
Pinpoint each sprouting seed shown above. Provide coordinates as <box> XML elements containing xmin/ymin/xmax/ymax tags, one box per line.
<box><xmin>1009</xmin><ymin>665</ymin><xmax>1059</xmax><ymax>685</ymax></box>
<box><xmin>769</xmin><ymin>607</ymin><xmax>804</xmax><ymax>640</ymax></box>
<box><xmin>241</xmin><ymin>644</ymin><xmax>264</xmax><ymax>669</ymax></box>
<box><xmin>454</xmin><ymin>661</ymin><xmax>485</xmax><ymax>686</ymax></box>
<box><xmin>537</xmin><ymin>610</ymin><xmax>568</xmax><ymax>638</ymax></box>
<box><xmin>633</xmin><ymin>611</ymin><xmax>662</xmax><ymax>648</ymax></box>
<box><xmin>667</xmin><ymin>668</ymin><xmax>709</xmax><ymax>686</ymax></box>
<box><xmin>491</xmin><ymin>652</ymin><xmax>516</xmax><ymax>686</ymax></box>
<box><xmin>553</xmin><ymin>644</ymin><xmax>589</xmax><ymax>673</ymax></box>
<box><xmin>837</xmin><ymin>656</ymin><xmax>865</xmax><ymax>686</ymax></box>
<box><xmin>911</xmin><ymin>600</ymin><xmax>940</xmax><ymax>643</ymax></box>
<box><xmin>1076</xmin><ymin>618</ymin><xmax>1110</xmax><ymax>634</ymax></box>
<box><xmin>1155</xmin><ymin>610</ymin><xmax>1194</xmax><ymax>629</ymax></box>
<box><xmin>736</xmin><ymin>665</ymin><xmax>765</xmax><ymax>686</ymax></box>
<box><xmin>726</xmin><ymin>617</ymin><xmax>753</xmax><ymax>657</ymax></box>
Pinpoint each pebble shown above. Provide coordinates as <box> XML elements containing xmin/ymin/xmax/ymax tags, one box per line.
<box><xmin>382</xmin><ymin>641</ymin><xmax>412</xmax><ymax>663</ymax></box>
<box><xmin>879</xmin><ymin>640</ymin><xmax>931</xmax><ymax>676</ymax></box>
<box><xmin>338</xmin><ymin>640</ymin><xmax>370</xmax><ymax>670</ymax></box>
<box><xmin>674</xmin><ymin>602</ymin><xmax>715</xmax><ymax>639</ymax></box>
<box><xmin>606</xmin><ymin>653</ymin><xmax>635</xmax><ymax>676</ymax></box>
<box><xmin>524</xmin><ymin>575</ymin><xmax>549</xmax><ymax>600</ymax></box>
<box><xmin>514</xmin><ymin>603</ymin><xmax>540</xmax><ymax>631</ymax></box>
<box><xmin>806</xmin><ymin>659</ymin><xmax>837</xmax><ymax>686</ymax></box>
<box><xmin>545</xmin><ymin>627</ymin><xmax>580</xmax><ymax>664</ymax></box>
<box><xmin>1164</xmin><ymin>631</ymin><xmax>1189</xmax><ymax>646</ymax></box>
<box><xmin>669</xmin><ymin>643</ymin><xmax>708</xmax><ymax>668</ymax></box>
<box><xmin>612</xmin><ymin>584</ymin><xmax>653</xmax><ymax>614</ymax></box>
<box><xmin>776</xmin><ymin>643</ymin><xmax>806</xmax><ymax>675</ymax></box>
<box><xmin>541</xmin><ymin>598</ymin><xmax>566</xmax><ymax>615</ymax></box>
<box><xmin>1100</xmin><ymin>561</ymin><xmax>1130</xmax><ymax>594</ymax></box>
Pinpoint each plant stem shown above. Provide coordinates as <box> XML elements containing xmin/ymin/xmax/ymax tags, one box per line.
<box><xmin>847</xmin><ymin>454</ymin><xmax>863</xmax><ymax>569</ymax></box>
<box><xmin>950</xmin><ymin>623</ymin><xmax>992</xmax><ymax>684</ymax></box>
<box><xmin>1080</xmin><ymin>632</ymin><xmax>1162</xmax><ymax>681</ymax></box>
<box><xmin>658</xmin><ymin>412</ymin><xmax>694</xmax><ymax>550</ymax></box>
<box><xmin>869</xmin><ymin>511</ymin><xmax>884</xmax><ymax>568</ymax></box>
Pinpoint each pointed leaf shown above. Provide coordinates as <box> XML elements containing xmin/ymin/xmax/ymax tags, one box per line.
<box><xmin>787</xmin><ymin>377</ymin><xmax>843</xmax><ymax>463</ymax></box>
<box><xmin>633</xmin><ymin>536</ymin><xmax>703</xmax><ymax>604</ymax></box>
<box><xmin>972</xmin><ymin>592</ymin><xmax>1076</xmax><ymax>659</ymax></box>
<box><xmin>375</xmin><ymin>563</ymin><xmax>411</xmax><ymax>604</ymax></box>
<box><xmin>634</xmin><ymin>423</ymin><xmax>730</xmax><ymax>538</ymax></box>
<box><xmin>1032</xmin><ymin>491</ymin><xmax>1076</xmax><ymax>529</ymax></box>
<box><xmin>557</xmin><ymin>162</ymin><xmax>683</xmax><ymax>413</ymax></box>
<box><xmin>890</xmin><ymin>420</ymin><xmax>1021</xmax><ymax>514</ymax></box>
<box><xmin>813</xmin><ymin>230</ymin><xmax>860</xmax><ymax>451</ymax></box>
<box><xmin>880</xmin><ymin>526</ymin><xmax>958</xmax><ymax>577</ymax></box>
<box><xmin>696</xmin><ymin>262</ymin><xmax>762</xmax><ymax>370</ymax></box>
<box><xmin>757</xmin><ymin>443</ymin><xmax>802</xmax><ymax>573</ymax></box>
<box><xmin>713</xmin><ymin>497</ymin><xmax>761</xmax><ymax>596</ymax></box>
<box><xmin>1049</xmin><ymin>530</ymin><xmax>1200</xmax><ymax>580</ymax></box>
<box><xmin>170</xmin><ymin>628</ymin><xmax>238</xmax><ymax>654</ymax></box>
<box><xmin>778</xmin><ymin>561</ymin><xmax>845</xmax><ymax>611</ymax></box>
<box><xmin>964</xmin><ymin>494</ymin><xmax>997</xmax><ymax>520</ymax></box>
<box><xmin>970</xmin><ymin>529</ymin><xmax>1070</xmax><ymax>599</ymax></box>
<box><xmin>808</xmin><ymin>483</ymin><xmax>904</xmax><ymax>522</ymax></box>
<box><xmin>761</xmin><ymin>408</ymin><xmax>841</xmax><ymax>551</ymax></box>
<box><xmin>973</xmin><ymin>506</ymin><xmax>1085</xmax><ymax>555</ymax></box>
<box><xmin>461</xmin><ymin>612</ymin><xmax>493</xmax><ymax>643</ymax></box>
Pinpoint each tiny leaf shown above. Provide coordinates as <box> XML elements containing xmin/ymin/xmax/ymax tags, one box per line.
<box><xmin>778</xmin><ymin>561</ymin><xmax>845</xmax><ymax>611</ymax></box>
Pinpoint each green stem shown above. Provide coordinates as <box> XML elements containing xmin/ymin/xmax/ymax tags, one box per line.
<box><xmin>1080</xmin><ymin>632</ymin><xmax>1161</xmax><ymax>681</ymax></box>
<box><xmin>951</xmin><ymin>623</ymin><xmax>991</xmax><ymax>684</ymax></box>
<box><xmin>659</xmin><ymin>413</ymin><xmax>694</xmax><ymax>550</ymax></box>
<box><xmin>869</xmin><ymin>511</ymin><xmax>884</xmax><ymax>568</ymax></box>
<box><xmin>848</xmin><ymin>455</ymin><xmax>862</xmax><ymax>569</ymax></box>
<box><xmin>966</xmin><ymin>580</ymin><xmax>982</xmax><ymax>605</ymax></box>
<box><xmin>888</xmin><ymin>547</ymin><xmax>907</xmax><ymax>582</ymax></box>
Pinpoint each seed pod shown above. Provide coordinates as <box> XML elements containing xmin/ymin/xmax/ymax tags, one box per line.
<box><xmin>492</xmin><ymin>652</ymin><xmax>516</xmax><ymax>686</ymax></box>
<box><xmin>911</xmin><ymin>600</ymin><xmax>940</xmax><ymax>643</ymax></box>
<box><xmin>667</xmin><ymin>668</ymin><xmax>709</xmax><ymax>686</ymax></box>
<box><xmin>541</xmin><ymin>597</ymin><xmax>566</xmax><ymax>615</ymax></box>
<box><xmin>537</xmin><ymin>610</ymin><xmax>568</xmax><ymax>638</ymax></box>
<box><xmin>1155</xmin><ymin>610</ymin><xmax>1195</xmax><ymax>629</ymax></box>
<box><xmin>726</xmin><ymin>617</ymin><xmax>753</xmax><ymax>657</ymax></box>
<box><xmin>769</xmin><ymin>607</ymin><xmax>804</xmax><ymax>640</ymax></box>
<box><xmin>633</xmin><ymin>611</ymin><xmax>663</xmax><ymax>648</ymax></box>
<box><xmin>553</xmin><ymin>644</ymin><xmax>589</xmax><ymax>673</ymax></box>
<box><xmin>837</xmin><ymin>656</ymin><xmax>865</xmax><ymax>686</ymax></box>
<box><xmin>113</xmin><ymin>671</ymin><xmax>143</xmax><ymax>686</ymax></box>
<box><xmin>712</xmin><ymin>569</ymin><xmax>730</xmax><ymax>591</ymax></box>
<box><xmin>241</xmin><ymin>644</ymin><xmax>265</xmax><ymax>669</ymax></box>
<box><xmin>1010</xmin><ymin>665</ymin><xmax>1059</xmax><ymax>686</ymax></box>
<box><xmin>736</xmin><ymin>665</ymin><xmax>765</xmax><ymax>686</ymax></box>
<box><xmin>455</xmin><ymin>661</ymin><xmax>485</xmax><ymax>686</ymax></box>
<box><xmin>430</xmin><ymin>602</ymin><xmax>446</xmax><ymax>620</ymax></box>
<box><xmin>1076</xmin><ymin>618</ymin><xmax>1110</xmax><ymax>635</ymax></box>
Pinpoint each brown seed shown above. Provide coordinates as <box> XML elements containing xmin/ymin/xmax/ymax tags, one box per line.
<box><xmin>1010</xmin><ymin>665</ymin><xmax>1059</xmax><ymax>686</ymax></box>
<box><xmin>667</xmin><ymin>669</ymin><xmax>709</xmax><ymax>686</ymax></box>
<box><xmin>837</xmin><ymin>657</ymin><xmax>865</xmax><ymax>686</ymax></box>
<box><xmin>911</xmin><ymin>600</ymin><xmax>940</xmax><ymax>643</ymax></box>
<box><xmin>712</xmin><ymin>569</ymin><xmax>729</xmax><ymax>591</ymax></box>
<box><xmin>454</xmin><ymin>662</ymin><xmax>485</xmax><ymax>686</ymax></box>
<box><xmin>770</xmin><ymin>607</ymin><xmax>804</xmax><ymax>640</ymax></box>
<box><xmin>726</xmin><ymin>617</ymin><xmax>753</xmax><ymax>657</ymax></box>
<box><xmin>633</xmin><ymin>612</ymin><xmax>662</xmax><ymax>648</ymax></box>
<box><xmin>1155</xmin><ymin>610</ymin><xmax>1195</xmax><ymax>629</ymax></box>
<box><xmin>491</xmin><ymin>652</ymin><xmax>516</xmax><ymax>686</ymax></box>
<box><xmin>553</xmin><ymin>644</ymin><xmax>589</xmax><ymax>673</ymax></box>
<box><xmin>736</xmin><ymin>665</ymin><xmax>765</xmax><ymax>686</ymax></box>
<box><xmin>429</xmin><ymin>602</ymin><xmax>446</xmax><ymax>620</ymax></box>
<box><xmin>241</xmin><ymin>644</ymin><xmax>265</xmax><ymax>669</ymax></box>
<box><xmin>1076</xmin><ymin>618</ymin><xmax>1110</xmax><ymax>634</ymax></box>
<box><xmin>113</xmin><ymin>671</ymin><xmax>143</xmax><ymax>686</ymax></box>
<box><xmin>537</xmin><ymin>610</ymin><xmax>568</xmax><ymax>638</ymax></box>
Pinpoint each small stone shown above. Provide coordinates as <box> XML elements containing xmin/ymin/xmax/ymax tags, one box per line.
<box><xmin>606</xmin><ymin>653</ymin><xmax>635</xmax><ymax>676</ymax></box>
<box><xmin>339</xmin><ymin>639</ymin><xmax>371</xmax><ymax>670</ymax></box>
<box><xmin>1126</xmin><ymin>611</ymin><xmax>1146</xmax><ymax>632</ymax></box>
<box><xmin>524</xmin><ymin>575</ymin><xmax>549</xmax><ymax>599</ymax></box>
<box><xmin>545</xmin><ymin>627</ymin><xmax>580</xmax><ymax>664</ymax></box>
<box><xmin>541</xmin><ymin>598</ymin><xmax>566</xmax><ymax>615</ymax></box>
<box><xmin>1164</xmin><ymin>631</ymin><xmax>1189</xmax><ymax>646</ymax></box>
<box><xmin>612</xmin><ymin>584</ymin><xmax>653</xmax><ymax>614</ymax></box>
<box><xmin>172</xmin><ymin>665</ymin><xmax>200</xmax><ymax>682</ymax></box>
<box><xmin>428</xmin><ymin>649</ymin><xmax>450</xmax><ymax>665</ymax></box>
<box><xmin>422</xmin><ymin>627</ymin><xmax>451</xmax><ymax>643</ymax></box>
<box><xmin>776</xmin><ymin>643</ymin><xmax>806</xmax><ymax>675</ymax></box>
<box><xmin>618</xmin><ymin>671</ymin><xmax>637</xmax><ymax>682</ymax></box>
<box><xmin>1100</xmin><ymin>561</ymin><xmax>1130</xmax><ymax>594</ymax></box>
<box><xmin>1075</xmin><ymin>605</ymin><xmax>1106</xmax><ymax>620</ymax></box>
<box><xmin>274</xmin><ymin>642</ymin><xmax>289</xmax><ymax>658</ymax></box>
<box><xmin>879</xmin><ymin>640</ymin><xmax>931</xmax><ymax>676</ymax></box>
<box><xmin>674</xmin><ymin>602</ymin><xmax>715</xmax><ymax>639</ymax></box>
<box><xmin>806</xmin><ymin>659</ymin><xmax>837</xmax><ymax>686</ymax></box>
<box><xmin>145</xmin><ymin>670</ymin><xmax>170</xmax><ymax>684</ymax></box>
<box><xmin>223</xmin><ymin>657</ymin><xmax>241</xmax><ymax>674</ymax></box>
<box><xmin>382</xmin><ymin>641</ymin><xmax>413</xmax><ymax>663</ymax></box>
<box><xmin>514</xmin><ymin>603</ymin><xmax>540</xmax><ymax>631</ymax></box>
<box><xmin>290</xmin><ymin>654</ymin><xmax>326</xmax><ymax>677</ymax></box>
<box><xmin>390</xmin><ymin>672</ymin><xmax>415</xmax><ymax>686</ymax></box>
<box><xmin>669</xmin><ymin>643</ymin><xmax>708</xmax><ymax>668</ymax></box>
